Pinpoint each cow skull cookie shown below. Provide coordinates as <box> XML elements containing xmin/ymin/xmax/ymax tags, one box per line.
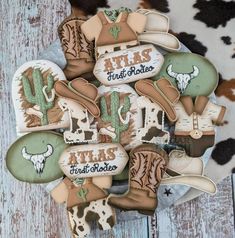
<box><xmin>6</xmin><ymin>131</ymin><xmax>68</xmax><ymax>183</ymax></box>
<box><xmin>54</xmin><ymin>78</ymin><xmax>100</xmax><ymax>144</ymax></box>
<box><xmin>154</xmin><ymin>52</ymin><xmax>219</xmax><ymax>97</ymax></box>
<box><xmin>12</xmin><ymin>60</ymin><xmax>69</xmax><ymax>133</ymax></box>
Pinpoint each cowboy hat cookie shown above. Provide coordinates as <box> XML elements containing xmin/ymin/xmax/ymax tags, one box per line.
<box><xmin>135</xmin><ymin>78</ymin><xmax>180</xmax><ymax>122</ymax></box>
<box><xmin>161</xmin><ymin>150</ymin><xmax>217</xmax><ymax>194</ymax></box>
<box><xmin>12</xmin><ymin>60</ymin><xmax>70</xmax><ymax>133</ymax></box>
<box><xmin>97</xmin><ymin>84</ymin><xmax>143</xmax><ymax>151</ymax></box>
<box><xmin>154</xmin><ymin>52</ymin><xmax>219</xmax><ymax>97</ymax></box>
<box><xmin>58</xmin><ymin>143</ymin><xmax>129</xmax><ymax>180</ymax></box>
<box><xmin>173</xmin><ymin>96</ymin><xmax>226</xmax><ymax>157</ymax></box>
<box><xmin>54</xmin><ymin>78</ymin><xmax>100</xmax><ymax>144</ymax></box>
<box><xmin>6</xmin><ymin>131</ymin><xmax>68</xmax><ymax>183</ymax></box>
<box><xmin>137</xmin><ymin>9</ymin><xmax>180</xmax><ymax>52</ymax></box>
<box><xmin>81</xmin><ymin>8</ymin><xmax>147</xmax><ymax>58</ymax></box>
<box><xmin>93</xmin><ymin>44</ymin><xmax>164</xmax><ymax>85</ymax></box>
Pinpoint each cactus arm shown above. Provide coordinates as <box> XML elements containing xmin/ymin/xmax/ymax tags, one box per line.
<box><xmin>22</xmin><ymin>75</ymin><xmax>36</xmax><ymax>104</ymax></box>
<box><xmin>121</xmin><ymin>95</ymin><xmax>131</xmax><ymax>113</ymax></box>
<box><xmin>100</xmin><ymin>96</ymin><xmax>112</xmax><ymax>122</ymax></box>
<box><xmin>46</xmin><ymin>74</ymin><xmax>54</xmax><ymax>92</ymax></box>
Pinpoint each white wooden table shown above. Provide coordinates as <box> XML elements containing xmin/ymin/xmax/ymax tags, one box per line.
<box><xmin>0</xmin><ymin>0</ymin><xmax>234</xmax><ymax>237</ymax></box>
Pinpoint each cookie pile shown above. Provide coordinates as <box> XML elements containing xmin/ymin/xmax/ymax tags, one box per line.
<box><xmin>6</xmin><ymin>5</ymin><xmax>226</xmax><ymax>238</ymax></box>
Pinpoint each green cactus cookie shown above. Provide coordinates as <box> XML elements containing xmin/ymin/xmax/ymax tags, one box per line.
<box><xmin>100</xmin><ymin>91</ymin><xmax>131</xmax><ymax>143</ymax></box>
<box><xmin>22</xmin><ymin>68</ymin><xmax>55</xmax><ymax>126</ymax></box>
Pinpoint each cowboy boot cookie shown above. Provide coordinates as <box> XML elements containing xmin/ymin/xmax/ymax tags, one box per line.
<box><xmin>108</xmin><ymin>144</ymin><xmax>168</xmax><ymax>215</ymax></box>
<box><xmin>58</xmin><ymin>9</ymin><xmax>95</xmax><ymax>80</ymax></box>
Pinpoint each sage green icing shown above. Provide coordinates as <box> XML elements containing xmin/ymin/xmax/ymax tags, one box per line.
<box><xmin>100</xmin><ymin>91</ymin><xmax>131</xmax><ymax>143</ymax></box>
<box><xmin>154</xmin><ymin>52</ymin><xmax>218</xmax><ymax>98</ymax></box>
<box><xmin>6</xmin><ymin>131</ymin><xmax>68</xmax><ymax>184</ymax></box>
<box><xmin>22</xmin><ymin>68</ymin><xmax>55</xmax><ymax>126</ymax></box>
<box><xmin>77</xmin><ymin>188</ymin><xmax>89</xmax><ymax>202</ymax></box>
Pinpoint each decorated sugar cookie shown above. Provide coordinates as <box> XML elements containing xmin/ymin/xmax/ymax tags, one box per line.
<box><xmin>161</xmin><ymin>150</ymin><xmax>217</xmax><ymax>194</ymax></box>
<box><xmin>108</xmin><ymin>144</ymin><xmax>168</xmax><ymax>215</ymax></box>
<box><xmin>6</xmin><ymin>131</ymin><xmax>68</xmax><ymax>183</ymax></box>
<box><xmin>173</xmin><ymin>96</ymin><xmax>226</xmax><ymax>157</ymax></box>
<box><xmin>154</xmin><ymin>52</ymin><xmax>219</xmax><ymax>97</ymax></box>
<box><xmin>136</xmin><ymin>96</ymin><xmax>170</xmax><ymax>144</ymax></box>
<box><xmin>12</xmin><ymin>60</ymin><xmax>69</xmax><ymax>133</ymax></box>
<box><xmin>97</xmin><ymin>84</ymin><xmax>143</xmax><ymax>150</ymax></box>
<box><xmin>58</xmin><ymin>143</ymin><xmax>129</xmax><ymax>179</ymax></box>
<box><xmin>54</xmin><ymin>78</ymin><xmax>100</xmax><ymax>144</ymax></box>
<box><xmin>81</xmin><ymin>8</ymin><xmax>147</xmax><ymax>57</ymax></box>
<box><xmin>50</xmin><ymin>177</ymin><xmax>115</xmax><ymax>238</ymax></box>
<box><xmin>135</xmin><ymin>78</ymin><xmax>180</xmax><ymax>122</ymax></box>
<box><xmin>93</xmin><ymin>44</ymin><xmax>164</xmax><ymax>85</ymax></box>
<box><xmin>67</xmin><ymin>197</ymin><xmax>115</xmax><ymax>238</ymax></box>
<box><xmin>137</xmin><ymin>9</ymin><xmax>180</xmax><ymax>52</ymax></box>
<box><xmin>58</xmin><ymin>10</ymin><xmax>95</xmax><ymax>80</ymax></box>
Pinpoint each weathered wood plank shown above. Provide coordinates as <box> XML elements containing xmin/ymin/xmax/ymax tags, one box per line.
<box><xmin>0</xmin><ymin>1</ymin><xmax>72</xmax><ymax>237</ymax></box>
<box><xmin>148</xmin><ymin>176</ymin><xmax>234</xmax><ymax>238</ymax></box>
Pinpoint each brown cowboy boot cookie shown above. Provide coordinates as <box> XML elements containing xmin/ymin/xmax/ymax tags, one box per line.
<box><xmin>108</xmin><ymin>144</ymin><xmax>168</xmax><ymax>215</ymax></box>
<box><xmin>58</xmin><ymin>8</ymin><xmax>95</xmax><ymax>80</ymax></box>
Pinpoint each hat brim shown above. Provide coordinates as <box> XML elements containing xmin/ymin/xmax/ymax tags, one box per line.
<box><xmin>135</xmin><ymin>79</ymin><xmax>178</xmax><ymax>122</ymax></box>
<box><xmin>54</xmin><ymin>81</ymin><xmax>100</xmax><ymax>118</ymax></box>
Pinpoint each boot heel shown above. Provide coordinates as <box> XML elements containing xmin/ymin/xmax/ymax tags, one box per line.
<box><xmin>138</xmin><ymin>209</ymin><xmax>155</xmax><ymax>216</ymax></box>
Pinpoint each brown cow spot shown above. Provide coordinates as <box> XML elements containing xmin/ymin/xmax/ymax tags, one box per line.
<box><xmin>142</xmin><ymin>127</ymin><xmax>167</xmax><ymax>141</ymax></box>
<box><xmin>215</xmin><ymin>78</ymin><xmax>235</xmax><ymax>101</ymax></box>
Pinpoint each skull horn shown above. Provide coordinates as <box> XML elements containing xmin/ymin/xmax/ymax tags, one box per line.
<box><xmin>166</xmin><ymin>64</ymin><xmax>178</xmax><ymax>79</ymax></box>
<box><xmin>189</xmin><ymin>66</ymin><xmax>199</xmax><ymax>79</ymax></box>
<box><xmin>43</xmin><ymin>144</ymin><xmax>54</xmax><ymax>158</ymax></box>
<box><xmin>21</xmin><ymin>147</ymin><xmax>32</xmax><ymax>160</ymax></box>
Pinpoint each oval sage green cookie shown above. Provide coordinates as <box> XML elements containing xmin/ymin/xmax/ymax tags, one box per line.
<box><xmin>153</xmin><ymin>52</ymin><xmax>218</xmax><ymax>97</ymax></box>
<box><xmin>6</xmin><ymin>131</ymin><xmax>68</xmax><ymax>183</ymax></box>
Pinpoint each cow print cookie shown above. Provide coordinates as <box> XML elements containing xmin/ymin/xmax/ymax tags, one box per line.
<box><xmin>97</xmin><ymin>84</ymin><xmax>143</xmax><ymax>151</ymax></box>
<box><xmin>54</xmin><ymin>78</ymin><xmax>100</xmax><ymax>144</ymax></box>
<box><xmin>68</xmin><ymin>198</ymin><xmax>115</xmax><ymax>238</ymax></box>
<box><xmin>50</xmin><ymin>177</ymin><xmax>116</xmax><ymax>238</ymax></box>
<box><xmin>12</xmin><ymin>60</ymin><xmax>70</xmax><ymax>133</ymax></box>
<box><xmin>154</xmin><ymin>52</ymin><xmax>219</xmax><ymax>97</ymax></box>
<box><xmin>6</xmin><ymin>131</ymin><xmax>68</xmax><ymax>183</ymax></box>
<box><xmin>136</xmin><ymin>96</ymin><xmax>170</xmax><ymax>144</ymax></box>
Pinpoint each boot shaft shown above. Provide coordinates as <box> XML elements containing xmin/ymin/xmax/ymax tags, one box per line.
<box><xmin>129</xmin><ymin>144</ymin><xmax>168</xmax><ymax>197</ymax></box>
<box><xmin>58</xmin><ymin>15</ymin><xmax>95</xmax><ymax>62</ymax></box>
